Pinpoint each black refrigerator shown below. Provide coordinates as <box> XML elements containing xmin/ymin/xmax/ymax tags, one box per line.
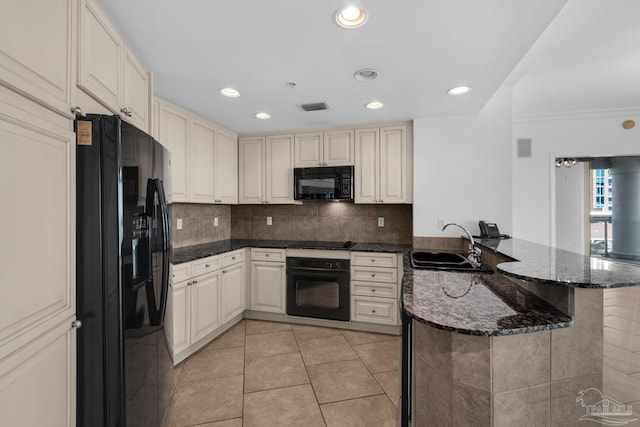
<box><xmin>75</xmin><ymin>115</ymin><xmax>173</xmax><ymax>427</ymax></box>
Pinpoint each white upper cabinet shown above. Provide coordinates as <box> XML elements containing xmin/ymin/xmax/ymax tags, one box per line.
<box><xmin>323</xmin><ymin>130</ymin><xmax>354</xmax><ymax>166</ymax></box>
<box><xmin>215</xmin><ymin>130</ymin><xmax>239</xmax><ymax>204</ymax></box>
<box><xmin>158</xmin><ymin>101</ymin><xmax>190</xmax><ymax>203</ymax></box>
<box><xmin>190</xmin><ymin>119</ymin><xmax>216</xmax><ymax>203</ymax></box>
<box><xmin>265</xmin><ymin>135</ymin><xmax>295</xmax><ymax>203</ymax></box>
<box><xmin>238</xmin><ymin>137</ymin><xmax>265</xmax><ymax>204</ymax></box>
<box><xmin>355</xmin><ymin>124</ymin><xmax>412</xmax><ymax>204</ymax></box>
<box><xmin>78</xmin><ymin>0</ymin><xmax>151</xmax><ymax>132</ymax></box>
<box><xmin>294</xmin><ymin>130</ymin><xmax>354</xmax><ymax>167</ymax></box>
<box><xmin>0</xmin><ymin>0</ymin><xmax>75</xmax><ymax>117</ymax></box>
<box><xmin>157</xmin><ymin>98</ymin><xmax>238</xmax><ymax>204</ymax></box>
<box><xmin>239</xmin><ymin>135</ymin><xmax>294</xmax><ymax>204</ymax></box>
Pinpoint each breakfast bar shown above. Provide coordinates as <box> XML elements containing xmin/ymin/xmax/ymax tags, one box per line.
<box><xmin>402</xmin><ymin>238</ymin><xmax>640</xmax><ymax>427</ymax></box>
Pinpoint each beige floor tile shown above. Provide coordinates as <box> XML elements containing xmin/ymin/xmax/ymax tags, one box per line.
<box><xmin>198</xmin><ymin>419</ymin><xmax>243</xmax><ymax>427</ymax></box>
<box><xmin>375</xmin><ymin>371</ymin><xmax>400</xmax><ymax>408</ymax></box>
<box><xmin>203</xmin><ymin>321</ymin><xmax>246</xmax><ymax>350</ymax></box>
<box><xmin>291</xmin><ymin>323</ymin><xmax>342</xmax><ymax>341</ymax></box>
<box><xmin>243</xmin><ymin>384</ymin><xmax>325</xmax><ymax>427</ymax></box>
<box><xmin>308</xmin><ymin>359</ymin><xmax>383</xmax><ymax>404</ymax></box>
<box><xmin>321</xmin><ymin>394</ymin><xmax>398</xmax><ymax>427</ymax></box>
<box><xmin>245</xmin><ymin>352</ymin><xmax>309</xmax><ymax>393</ymax></box>
<box><xmin>298</xmin><ymin>335</ymin><xmax>358</xmax><ymax>366</ymax></box>
<box><xmin>245</xmin><ymin>330</ymin><xmax>299</xmax><ymax>360</ymax></box>
<box><xmin>246</xmin><ymin>320</ymin><xmax>291</xmax><ymax>335</ymax></box>
<box><xmin>341</xmin><ymin>329</ymin><xmax>398</xmax><ymax>346</ymax></box>
<box><xmin>167</xmin><ymin>375</ymin><xmax>243</xmax><ymax>427</ymax></box>
<box><xmin>352</xmin><ymin>339</ymin><xmax>400</xmax><ymax>374</ymax></box>
<box><xmin>180</xmin><ymin>347</ymin><xmax>244</xmax><ymax>383</ymax></box>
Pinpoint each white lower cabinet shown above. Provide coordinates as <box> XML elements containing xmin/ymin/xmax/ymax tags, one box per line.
<box><xmin>190</xmin><ymin>271</ymin><xmax>221</xmax><ymax>343</ymax></box>
<box><xmin>169</xmin><ymin>249</ymin><xmax>247</xmax><ymax>363</ymax></box>
<box><xmin>350</xmin><ymin>252</ymin><xmax>402</xmax><ymax>325</ymax></box>
<box><xmin>250</xmin><ymin>249</ymin><xmax>286</xmax><ymax>313</ymax></box>
<box><xmin>0</xmin><ymin>318</ymin><xmax>76</xmax><ymax>427</ymax></box>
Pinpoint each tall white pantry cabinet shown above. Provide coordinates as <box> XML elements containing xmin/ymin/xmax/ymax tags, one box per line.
<box><xmin>0</xmin><ymin>0</ymin><xmax>152</xmax><ymax>425</ymax></box>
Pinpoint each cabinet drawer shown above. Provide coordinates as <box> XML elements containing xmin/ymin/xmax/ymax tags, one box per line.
<box><xmin>171</xmin><ymin>263</ymin><xmax>191</xmax><ymax>283</ymax></box>
<box><xmin>351</xmin><ymin>252</ymin><xmax>397</xmax><ymax>268</ymax></box>
<box><xmin>222</xmin><ymin>249</ymin><xmax>245</xmax><ymax>267</ymax></box>
<box><xmin>192</xmin><ymin>255</ymin><xmax>221</xmax><ymax>277</ymax></box>
<box><xmin>251</xmin><ymin>248</ymin><xmax>286</xmax><ymax>262</ymax></box>
<box><xmin>351</xmin><ymin>281</ymin><xmax>397</xmax><ymax>298</ymax></box>
<box><xmin>350</xmin><ymin>265</ymin><xmax>397</xmax><ymax>284</ymax></box>
<box><xmin>351</xmin><ymin>296</ymin><xmax>398</xmax><ymax>325</ymax></box>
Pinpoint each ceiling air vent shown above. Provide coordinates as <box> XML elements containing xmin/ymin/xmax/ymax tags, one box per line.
<box><xmin>300</xmin><ymin>102</ymin><xmax>329</xmax><ymax>112</ymax></box>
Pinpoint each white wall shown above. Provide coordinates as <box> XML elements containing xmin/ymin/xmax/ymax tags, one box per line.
<box><xmin>413</xmin><ymin>87</ymin><xmax>513</xmax><ymax>238</ymax></box>
<box><xmin>513</xmin><ymin>109</ymin><xmax>640</xmax><ymax>246</ymax></box>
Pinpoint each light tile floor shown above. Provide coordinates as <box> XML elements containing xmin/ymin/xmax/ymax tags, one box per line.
<box><xmin>167</xmin><ymin>320</ymin><xmax>400</xmax><ymax>427</ymax></box>
<box><xmin>604</xmin><ymin>286</ymin><xmax>640</xmax><ymax>417</ymax></box>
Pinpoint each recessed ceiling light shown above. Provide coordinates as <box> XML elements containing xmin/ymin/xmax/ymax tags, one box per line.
<box><xmin>447</xmin><ymin>86</ymin><xmax>471</xmax><ymax>95</ymax></box>
<box><xmin>354</xmin><ymin>69</ymin><xmax>379</xmax><ymax>81</ymax></box>
<box><xmin>365</xmin><ymin>101</ymin><xmax>384</xmax><ymax>110</ymax></box>
<box><xmin>335</xmin><ymin>6</ymin><xmax>367</xmax><ymax>28</ymax></box>
<box><xmin>218</xmin><ymin>87</ymin><xmax>241</xmax><ymax>97</ymax></box>
<box><xmin>254</xmin><ymin>112</ymin><xmax>271</xmax><ymax>119</ymax></box>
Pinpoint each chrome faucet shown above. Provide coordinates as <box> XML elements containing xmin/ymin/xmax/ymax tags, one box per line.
<box><xmin>442</xmin><ymin>223</ymin><xmax>481</xmax><ymax>265</ymax></box>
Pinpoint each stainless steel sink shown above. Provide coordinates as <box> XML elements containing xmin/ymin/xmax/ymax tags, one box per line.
<box><xmin>410</xmin><ymin>251</ymin><xmax>490</xmax><ymax>272</ymax></box>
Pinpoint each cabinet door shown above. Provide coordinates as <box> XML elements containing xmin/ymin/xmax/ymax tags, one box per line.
<box><xmin>238</xmin><ymin>137</ymin><xmax>265</xmax><ymax>204</ymax></box>
<box><xmin>0</xmin><ymin>96</ymin><xmax>75</xmax><ymax>355</ymax></box>
<box><xmin>0</xmin><ymin>319</ymin><xmax>76</xmax><ymax>427</ymax></box>
<box><xmin>251</xmin><ymin>262</ymin><xmax>285</xmax><ymax>313</ymax></box>
<box><xmin>122</xmin><ymin>48</ymin><xmax>150</xmax><ymax>132</ymax></box>
<box><xmin>190</xmin><ymin>119</ymin><xmax>216</xmax><ymax>203</ymax></box>
<box><xmin>324</xmin><ymin>130</ymin><xmax>354</xmax><ymax>166</ymax></box>
<box><xmin>221</xmin><ymin>262</ymin><xmax>245</xmax><ymax>323</ymax></box>
<box><xmin>171</xmin><ymin>284</ymin><xmax>190</xmax><ymax>356</ymax></box>
<box><xmin>158</xmin><ymin>103</ymin><xmax>189</xmax><ymax>203</ymax></box>
<box><xmin>354</xmin><ymin>128</ymin><xmax>379</xmax><ymax>204</ymax></box>
<box><xmin>190</xmin><ymin>272</ymin><xmax>221</xmax><ymax>343</ymax></box>
<box><xmin>0</xmin><ymin>0</ymin><xmax>74</xmax><ymax>117</ymax></box>
<box><xmin>214</xmin><ymin>130</ymin><xmax>238</xmax><ymax>204</ymax></box>
<box><xmin>78</xmin><ymin>0</ymin><xmax>122</xmax><ymax>112</ymax></box>
<box><xmin>294</xmin><ymin>132</ymin><xmax>322</xmax><ymax>167</ymax></box>
<box><xmin>265</xmin><ymin>134</ymin><xmax>294</xmax><ymax>204</ymax></box>
<box><xmin>379</xmin><ymin>126</ymin><xmax>409</xmax><ymax>204</ymax></box>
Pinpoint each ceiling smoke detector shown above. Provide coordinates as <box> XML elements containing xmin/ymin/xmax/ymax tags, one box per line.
<box><xmin>300</xmin><ymin>102</ymin><xmax>329</xmax><ymax>112</ymax></box>
<box><xmin>354</xmin><ymin>69</ymin><xmax>379</xmax><ymax>81</ymax></box>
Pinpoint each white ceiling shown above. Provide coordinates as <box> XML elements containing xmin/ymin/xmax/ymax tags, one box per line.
<box><xmin>95</xmin><ymin>0</ymin><xmax>639</xmax><ymax>135</ymax></box>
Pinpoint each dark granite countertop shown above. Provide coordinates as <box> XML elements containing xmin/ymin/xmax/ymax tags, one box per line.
<box><xmin>478</xmin><ymin>238</ymin><xmax>640</xmax><ymax>288</ymax></box>
<box><xmin>170</xmin><ymin>239</ymin><xmax>409</xmax><ymax>264</ymax></box>
<box><xmin>401</xmin><ymin>264</ymin><xmax>572</xmax><ymax>336</ymax></box>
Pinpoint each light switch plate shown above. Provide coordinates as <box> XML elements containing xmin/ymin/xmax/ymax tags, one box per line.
<box><xmin>378</xmin><ymin>217</ymin><xmax>384</xmax><ymax>227</ymax></box>
<box><xmin>214</xmin><ymin>217</ymin><xmax>219</xmax><ymax>227</ymax></box>
<box><xmin>267</xmin><ymin>216</ymin><xmax>272</xmax><ymax>226</ymax></box>
<box><xmin>177</xmin><ymin>218</ymin><xmax>183</xmax><ymax>230</ymax></box>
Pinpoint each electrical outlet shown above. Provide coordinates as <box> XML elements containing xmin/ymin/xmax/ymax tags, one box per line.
<box><xmin>267</xmin><ymin>216</ymin><xmax>272</xmax><ymax>226</ymax></box>
<box><xmin>213</xmin><ymin>217</ymin><xmax>219</xmax><ymax>227</ymax></box>
<box><xmin>378</xmin><ymin>217</ymin><xmax>384</xmax><ymax>227</ymax></box>
<box><xmin>177</xmin><ymin>218</ymin><xmax>183</xmax><ymax>230</ymax></box>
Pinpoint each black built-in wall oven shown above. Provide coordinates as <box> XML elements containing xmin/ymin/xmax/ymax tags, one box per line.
<box><xmin>286</xmin><ymin>248</ymin><xmax>351</xmax><ymax>321</ymax></box>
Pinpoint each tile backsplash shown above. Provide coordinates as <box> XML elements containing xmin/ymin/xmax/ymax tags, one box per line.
<box><xmin>169</xmin><ymin>204</ymin><xmax>231</xmax><ymax>248</ymax></box>
<box><xmin>231</xmin><ymin>201</ymin><xmax>412</xmax><ymax>244</ymax></box>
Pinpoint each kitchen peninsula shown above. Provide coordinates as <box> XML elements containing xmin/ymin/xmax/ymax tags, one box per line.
<box><xmin>403</xmin><ymin>238</ymin><xmax>640</xmax><ymax>427</ymax></box>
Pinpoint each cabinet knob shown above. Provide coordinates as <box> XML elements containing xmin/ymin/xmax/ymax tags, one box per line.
<box><xmin>232</xmin><ymin>256</ymin><xmax>236</xmax><ymax>260</ymax></box>
<box><xmin>187</xmin><ymin>281</ymin><xmax>193</xmax><ymax>286</ymax></box>
<box><xmin>223</xmin><ymin>269</ymin><xmax>227</xmax><ymax>273</ymax></box>
<box><xmin>371</xmin><ymin>309</ymin><xmax>376</xmax><ymax>314</ymax></box>
<box><xmin>371</xmin><ymin>288</ymin><xmax>376</xmax><ymax>292</ymax></box>
<box><xmin>371</xmin><ymin>273</ymin><xmax>376</xmax><ymax>277</ymax></box>
<box><xmin>172</xmin><ymin>273</ymin><xmax>175</xmax><ymax>278</ymax></box>
<box><xmin>380</xmin><ymin>199</ymin><xmax>384</xmax><ymax>203</ymax></box>
<box><xmin>71</xmin><ymin>320</ymin><xmax>82</xmax><ymax>329</ymax></box>
<box><xmin>215</xmin><ymin>199</ymin><xmax>222</xmax><ymax>203</ymax></box>
<box><xmin>371</xmin><ymin>259</ymin><xmax>375</xmax><ymax>262</ymax></box>
<box><xmin>71</xmin><ymin>106</ymin><xmax>84</xmax><ymax>116</ymax></box>
<box><xmin>206</xmin><ymin>263</ymin><xmax>211</xmax><ymax>268</ymax></box>
<box><xmin>265</xmin><ymin>253</ymin><xmax>270</xmax><ymax>257</ymax></box>
<box><xmin>120</xmin><ymin>107</ymin><xmax>132</xmax><ymax>117</ymax></box>
<box><xmin>193</xmin><ymin>279</ymin><xmax>198</xmax><ymax>284</ymax></box>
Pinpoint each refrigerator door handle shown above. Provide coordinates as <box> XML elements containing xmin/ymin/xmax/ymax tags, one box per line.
<box><xmin>156</xmin><ymin>179</ymin><xmax>170</xmax><ymax>325</ymax></box>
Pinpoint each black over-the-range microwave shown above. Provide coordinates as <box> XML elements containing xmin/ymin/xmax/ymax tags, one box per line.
<box><xmin>293</xmin><ymin>166</ymin><xmax>354</xmax><ymax>201</ymax></box>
